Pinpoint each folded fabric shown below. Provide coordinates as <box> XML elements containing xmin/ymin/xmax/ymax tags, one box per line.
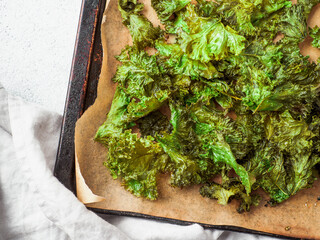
<box><xmin>0</xmin><ymin>83</ymin><xmax>278</xmax><ymax>240</ymax></box>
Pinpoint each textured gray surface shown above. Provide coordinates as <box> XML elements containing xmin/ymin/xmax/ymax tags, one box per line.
<box><xmin>0</xmin><ymin>0</ymin><xmax>82</xmax><ymax>114</ymax></box>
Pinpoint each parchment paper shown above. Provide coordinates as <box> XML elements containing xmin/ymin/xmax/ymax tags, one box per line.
<box><xmin>74</xmin><ymin>0</ymin><xmax>320</xmax><ymax>238</ymax></box>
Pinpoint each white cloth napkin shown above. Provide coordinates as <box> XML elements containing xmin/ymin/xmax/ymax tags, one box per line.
<box><xmin>0</xmin><ymin>84</ymin><xmax>281</xmax><ymax>240</ymax></box>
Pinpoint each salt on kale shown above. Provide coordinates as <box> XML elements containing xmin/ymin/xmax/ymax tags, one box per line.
<box><xmin>96</xmin><ymin>0</ymin><xmax>320</xmax><ymax>212</ymax></box>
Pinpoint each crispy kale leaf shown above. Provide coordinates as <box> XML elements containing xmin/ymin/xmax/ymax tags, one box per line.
<box><xmin>155</xmin><ymin>40</ymin><xmax>222</xmax><ymax>79</ymax></box>
<box><xmin>196</xmin><ymin>0</ymin><xmax>292</xmax><ymax>36</ymax></box>
<box><xmin>119</xmin><ymin>0</ymin><xmax>162</xmax><ymax>48</ymax></box>
<box><xmin>151</xmin><ymin>0</ymin><xmax>190</xmax><ymax>22</ymax></box>
<box><xmin>190</xmin><ymin>102</ymin><xmax>253</xmax><ymax>193</ymax></box>
<box><xmin>137</xmin><ymin>110</ymin><xmax>172</xmax><ymax>138</ymax></box>
<box><xmin>105</xmin><ymin>131</ymin><xmax>170</xmax><ymax>200</ymax></box>
<box><xmin>95</xmin><ymin>87</ymin><xmax>131</xmax><ymax>142</ymax></box>
<box><xmin>178</xmin><ymin>5</ymin><xmax>246</xmax><ymax>62</ymax></box>
<box><xmin>200</xmin><ymin>182</ymin><xmax>261</xmax><ymax>213</ymax></box>
<box><xmin>278</xmin><ymin>4</ymin><xmax>308</xmax><ymax>42</ymax></box>
<box><xmin>310</xmin><ymin>26</ymin><xmax>320</xmax><ymax>48</ymax></box>
<box><xmin>157</xmin><ymin>104</ymin><xmax>207</xmax><ymax>187</ymax></box>
<box><xmin>113</xmin><ymin>46</ymin><xmax>171</xmax><ymax>120</ymax></box>
<box><xmin>153</xmin><ymin>3</ymin><xmax>246</xmax><ymax>61</ymax></box>
<box><xmin>300</xmin><ymin>0</ymin><xmax>319</xmax><ymax>18</ymax></box>
<box><xmin>260</xmin><ymin>111</ymin><xmax>320</xmax><ymax>203</ymax></box>
<box><xmin>180</xmin><ymin>21</ymin><xmax>246</xmax><ymax>62</ymax></box>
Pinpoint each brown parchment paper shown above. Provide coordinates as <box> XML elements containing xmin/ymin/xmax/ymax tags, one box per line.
<box><xmin>75</xmin><ymin>0</ymin><xmax>320</xmax><ymax>238</ymax></box>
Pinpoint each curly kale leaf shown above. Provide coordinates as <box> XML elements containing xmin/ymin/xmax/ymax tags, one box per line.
<box><xmin>118</xmin><ymin>0</ymin><xmax>162</xmax><ymax>48</ymax></box>
<box><xmin>197</xmin><ymin>0</ymin><xmax>258</xmax><ymax>36</ymax></box>
<box><xmin>155</xmin><ymin>40</ymin><xmax>222</xmax><ymax>79</ymax></box>
<box><xmin>137</xmin><ymin>110</ymin><xmax>172</xmax><ymax>138</ymax></box>
<box><xmin>197</xmin><ymin>0</ymin><xmax>291</xmax><ymax>36</ymax></box>
<box><xmin>113</xmin><ymin>46</ymin><xmax>171</xmax><ymax>120</ymax></box>
<box><xmin>256</xmin><ymin>83</ymin><xmax>320</xmax><ymax>116</ymax></box>
<box><xmin>299</xmin><ymin>0</ymin><xmax>319</xmax><ymax>18</ymax></box>
<box><xmin>278</xmin><ymin>4</ymin><xmax>308</xmax><ymax>43</ymax></box>
<box><xmin>240</xmin><ymin>39</ymin><xmax>320</xmax><ymax>115</ymax></box>
<box><xmin>95</xmin><ymin>87</ymin><xmax>131</xmax><ymax>143</ymax></box>
<box><xmin>259</xmin><ymin>111</ymin><xmax>320</xmax><ymax>203</ymax></box>
<box><xmin>243</xmin><ymin>111</ymin><xmax>320</xmax><ymax>204</ymax></box>
<box><xmin>106</xmin><ymin>131</ymin><xmax>170</xmax><ymax>200</ymax></box>
<box><xmin>118</xmin><ymin>0</ymin><xmax>144</xmax><ymax>21</ymax></box>
<box><xmin>221</xmin><ymin>27</ymin><xmax>320</xmax><ymax>113</ymax></box>
<box><xmin>156</xmin><ymin>104</ymin><xmax>219</xmax><ymax>187</ymax></box>
<box><xmin>190</xmin><ymin>102</ymin><xmax>253</xmax><ymax>193</ymax></box>
<box><xmin>274</xmin><ymin>42</ymin><xmax>320</xmax><ymax>85</ymax></box>
<box><xmin>157</xmin><ymin>135</ymin><xmax>203</xmax><ymax>187</ymax></box>
<box><xmin>200</xmin><ymin>182</ymin><xmax>260</xmax><ymax>212</ymax></box>
<box><xmin>310</xmin><ymin>26</ymin><xmax>320</xmax><ymax>48</ymax></box>
<box><xmin>178</xmin><ymin>6</ymin><xmax>246</xmax><ymax>62</ymax></box>
<box><xmin>200</xmin><ymin>137</ymin><xmax>252</xmax><ymax>194</ymax></box>
<box><xmin>151</xmin><ymin>0</ymin><xmax>190</xmax><ymax>22</ymax></box>
<box><xmin>185</xmin><ymin>80</ymin><xmax>239</xmax><ymax>109</ymax></box>
<box><xmin>158</xmin><ymin>4</ymin><xmax>246</xmax><ymax>61</ymax></box>
<box><xmin>95</xmin><ymin>90</ymin><xmax>170</xmax><ymax>200</ymax></box>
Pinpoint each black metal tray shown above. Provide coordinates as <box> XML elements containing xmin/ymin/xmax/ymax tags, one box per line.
<box><xmin>53</xmin><ymin>1</ymin><xmax>298</xmax><ymax>239</ymax></box>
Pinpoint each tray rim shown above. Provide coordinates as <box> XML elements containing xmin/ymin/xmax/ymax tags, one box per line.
<box><xmin>54</xmin><ymin>0</ymin><xmax>102</xmax><ymax>194</ymax></box>
<box><xmin>54</xmin><ymin>0</ymin><xmax>305</xmax><ymax>239</ymax></box>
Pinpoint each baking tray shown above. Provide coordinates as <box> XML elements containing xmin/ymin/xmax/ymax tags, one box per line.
<box><xmin>54</xmin><ymin>0</ymin><xmax>299</xmax><ymax>239</ymax></box>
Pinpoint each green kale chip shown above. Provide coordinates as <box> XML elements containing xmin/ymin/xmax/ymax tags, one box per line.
<box><xmin>157</xmin><ymin>104</ymin><xmax>207</xmax><ymax>187</ymax></box>
<box><xmin>260</xmin><ymin>111</ymin><xmax>320</xmax><ymax>203</ymax></box>
<box><xmin>155</xmin><ymin>40</ymin><xmax>222</xmax><ymax>79</ymax></box>
<box><xmin>95</xmin><ymin>0</ymin><xmax>320</xmax><ymax>212</ymax></box>
<box><xmin>300</xmin><ymin>0</ymin><xmax>319</xmax><ymax>18</ymax></box>
<box><xmin>95</xmin><ymin>87</ymin><xmax>131</xmax><ymax>142</ymax></box>
<box><xmin>113</xmin><ymin>46</ymin><xmax>171</xmax><ymax>120</ymax></box>
<box><xmin>178</xmin><ymin>4</ymin><xmax>246</xmax><ymax>62</ymax></box>
<box><xmin>137</xmin><ymin>110</ymin><xmax>172</xmax><ymax>138</ymax></box>
<box><xmin>200</xmin><ymin>182</ymin><xmax>261</xmax><ymax>213</ymax></box>
<box><xmin>106</xmin><ymin>130</ymin><xmax>170</xmax><ymax>200</ymax></box>
<box><xmin>119</xmin><ymin>0</ymin><xmax>162</xmax><ymax>48</ymax></box>
<box><xmin>151</xmin><ymin>0</ymin><xmax>190</xmax><ymax>22</ymax></box>
<box><xmin>310</xmin><ymin>26</ymin><xmax>320</xmax><ymax>48</ymax></box>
